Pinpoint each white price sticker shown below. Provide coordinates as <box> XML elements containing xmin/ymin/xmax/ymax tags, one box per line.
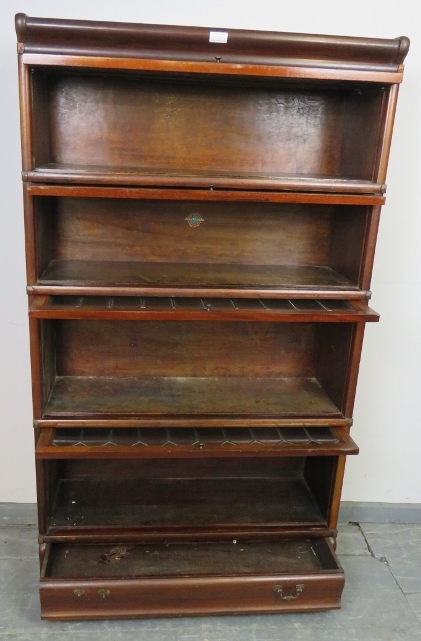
<box><xmin>209</xmin><ymin>31</ymin><xmax>228</xmax><ymax>44</ymax></box>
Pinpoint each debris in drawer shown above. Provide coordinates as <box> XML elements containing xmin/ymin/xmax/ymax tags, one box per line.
<box><xmin>99</xmin><ymin>545</ymin><xmax>133</xmax><ymax>564</ymax></box>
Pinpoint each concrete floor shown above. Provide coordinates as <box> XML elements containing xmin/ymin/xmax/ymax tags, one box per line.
<box><xmin>1</xmin><ymin>521</ymin><xmax>420</xmax><ymax>640</ymax></box>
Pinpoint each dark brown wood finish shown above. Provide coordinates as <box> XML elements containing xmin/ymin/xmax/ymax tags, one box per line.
<box><xmin>17</xmin><ymin>56</ymin><xmax>32</xmax><ymax>172</ymax></box>
<box><xmin>36</xmin><ymin>426</ymin><xmax>358</xmax><ymax>459</ymax></box>
<box><xmin>40</xmin><ymin>523</ymin><xmax>337</xmax><ymax>544</ymax></box>
<box><xmin>36</xmin><ymin>456</ymin><xmax>340</xmax><ymax>537</ymax></box>
<box><xmin>29</xmin><ymin>283</ymin><xmax>371</xmax><ymax>300</ymax></box>
<box><xmin>21</xmin><ymin>51</ymin><xmax>405</xmax><ymax>84</ymax></box>
<box><xmin>36</xmin><ymin>417</ymin><xmax>352</xmax><ymax>429</ymax></box>
<box><xmin>42</xmin><ymin>376</ymin><xmax>342</xmax><ymax>420</ymax></box>
<box><xmin>29</xmin><ymin>296</ymin><xmax>379</xmax><ymax>322</ymax></box>
<box><xmin>22</xmin><ymin>188</ymin><xmax>37</xmax><ymax>285</ymax></box>
<box><xmin>328</xmin><ymin>455</ymin><xmax>347</xmax><ymax>530</ymax></box>
<box><xmin>26</xmin><ymin>184</ymin><xmax>386</xmax><ymax>204</ymax></box>
<box><xmin>39</xmin><ymin>538</ymin><xmax>344</xmax><ymax>619</ymax></box>
<box><xmin>25</xmin><ymin>194</ymin><xmax>383</xmax><ymax>298</ymax></box>
<box><xmin>29</xmin><ymin>317</ymin><xmax>376</xmax><ymax>422</ymax></box>
<box><xmin>17</xmin><ymin>15</ymin><xmax>407</xmax><ymax>619</ymax></box>
<box><xmin>376</xmin><ymin>84</ymin><xmax>401</xmax><ymax>184</ymax></box>
<box><xmin>16</xmin><ymin>14</ymin><xmax>408</xmax><ymax>70</ymax></box>
<box><xmin>22</xmin><ymin>64</ymin><xmax>398</xmax><ymax>192</ymax></box>
<box><xmin>25</xmin><ymin>165</ymin><xmax>388</xmax><ymax>194</ymax></box>
<box><xmin>28</xmin><ymin>317</ymin><xmax>43</xmax><ymax>419</ymax></box>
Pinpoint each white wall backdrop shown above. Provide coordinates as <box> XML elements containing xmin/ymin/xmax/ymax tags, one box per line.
<box><xmin>0</xmin><ymin>0</ymin><xmax>420</xmax><ymax>503</ymax></box>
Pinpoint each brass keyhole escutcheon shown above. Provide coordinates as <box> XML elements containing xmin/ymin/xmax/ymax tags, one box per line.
<box><xmin>73</xmin><ymin>588</ymin><xmax>86</xmax><ymax>597</ymax></box>
<box><xmin>273</xmin><ymin>583</ymin><xmax>304</xmax><ymax>600</ymax></box>
<box><xmin>98</xmin><ymin>588</ymin><xmax>110</xmax><ymax>599</ymax></box>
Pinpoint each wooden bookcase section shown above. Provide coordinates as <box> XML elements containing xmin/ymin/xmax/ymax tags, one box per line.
<box><xmin>16</xmin><ymin>14</ymin><xmax>408</xmax><ymax>619</ymax></box>
<box><xmin>27</xmin><ymin>192</ymin><xmax>383</xmax><ymax>298</ymax></box>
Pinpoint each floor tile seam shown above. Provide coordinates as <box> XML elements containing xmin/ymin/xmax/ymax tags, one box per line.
<box><xmin>0</xmin><ymin>553</ymin><xmax>39</xmax><ymax>558</ymax></box>
<box><xmin>0</xmin><ymin>551</ymin><xmax>38</xmax><ymax>558</ymax></box>
<box><xmin>355</xmin><ymin>522</ymin><xmax>377</xmax><ymax>558</ymax></box>
<box><xmin>357</xmin><ymin>523</ymin><xmax>421</xmax><ymax>605</ymax></box>
<box><xmin>337</xmin><ymin>552</ymin><xmax>372</xmax><ymax>557</ymax></box>
<box><xmin>7</xmin><ymin>625</ymin><xmax>419</xmax><ymax>637</ymax></box>
<box><xmin>0</xmin><ymin>525</ymin><xmax>38</xmax><ymax>529</ymax></box>
<box><xmin>375</xmin><ymin>555</ymin><xmax>418</xmax><ymax>606</ymax></box>
<box><xmin>405</xmin><ymin>595</ymin><xmax>421</xmax><ymax>623</ymax></box>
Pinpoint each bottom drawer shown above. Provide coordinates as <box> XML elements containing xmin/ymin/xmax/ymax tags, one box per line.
<box><xmin>40</xmin><ymin>538</ymin><xmax>344</xmax><ymax>619</ymax></box>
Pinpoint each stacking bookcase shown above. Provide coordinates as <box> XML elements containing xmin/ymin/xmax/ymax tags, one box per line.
<box><xmin>16</xmin><ymin>13</ymin><xmax>409</xmax><ymax>619</ymax></box>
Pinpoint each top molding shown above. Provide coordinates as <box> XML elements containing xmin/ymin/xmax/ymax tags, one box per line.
<box><xmin>15</xmin><ymin>14</ymin><xmax>409</xmax><ymax>73</ymax></box>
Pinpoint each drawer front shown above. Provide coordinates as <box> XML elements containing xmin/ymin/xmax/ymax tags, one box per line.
<box><xmin>40</xmin><ymin>572</ymin><xmax>344</xmax><ymax>619</ymax></box>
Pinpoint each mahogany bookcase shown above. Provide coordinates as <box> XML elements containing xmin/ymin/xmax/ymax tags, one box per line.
<box><xmin>16</xmin><ymin>13</ymin><xmax>409</xmax><ymax>619</ymax></box>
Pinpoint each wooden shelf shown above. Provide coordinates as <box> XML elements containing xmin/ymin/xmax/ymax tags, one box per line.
<box><xmin>24</xmin><ymin>63</ymin><xmax>394</xmax><ymax>192</ymax></box>
<box><xmin>26</xmin><ymin>165</ymin><xmax>384</xmax><ymax>194</ymax></box>
<box><xmin>43</xmin><ymin>376</ymin><xmax>342</xmax><ymax>420</ymax></box>
<box><xmin>49</xmin><ymin>476</ymin><xmax>325</xmax><ymax>531</ymax></box>
<box><xmin>42</xmin><ymin>450</ymin><xmax>341</xmax><ymax>540</ymax></box>
<box><xmin>26</xmin><ymin>184</ymin><xmax>385</xmax><ymax>206</ymax></box>
<box><xmin>35</xmin><ymin>318</ymin><xmax>357</xmax><ymax>423</ymax></box>
<box><xmin>33</xmin><ymin>261</ymin><xmax>365</xmax><ymax>298</ymax></box>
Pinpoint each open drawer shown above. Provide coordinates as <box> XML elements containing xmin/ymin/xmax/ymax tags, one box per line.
<box><xmin>40</xmin><ymin>537</ymin><xmax>344</xmax><ymax>619</ymax></box>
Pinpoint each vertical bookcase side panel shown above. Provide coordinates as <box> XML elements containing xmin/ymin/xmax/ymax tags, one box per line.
<box><xmin>315</xmin><ymin>322</ymin><xmax>367</xmax><ymax>419</ymax></box>
<box><xmin>17</xmin><ymin>58</ymin><xmax>33</xmax><ymax>172</ymax></box>
<box><xmin>359</xmin><ymin>205</ymin><xmax>382</xmax><ymax>292</ymax></box>
<box><xmin>327</xmin><ymin>455</ymin><xmax>347</xmax><ymax>530</ymax></box>
<box><xmin>22</xmin><ymin>187</ymin><xmax>37</xmax><ymax>285</ymax></box>
<box><xmin>30</xmin><ymin>68</ymin><xmax>52</xmax><ymax>170</ymax></box>
<box><xmin>342</xmin><ymin>323</ymin><xmax>366</xmax><ymax>418</ymax></box>
<box><xmin>35</xmin><ymin>459</ymin><xmax>48</xmax><ymax>534</ymax></box>
<box><xmin>34</xmin><ymin>196</ymin><xmax>56</xmax><ymax>282</ymax></box>
<box><xmin>374</xmin><ymin>83</ymin><xmax>400</xmax><ymax>185</ymax></box>
<box><xmin>304</xmin><ymin>455</ymin><xmax>336</xmax><ymax>523</ymax></box>
<box><xmin>40</xmin><ymin>320</ymin><xmax>57</xmax><ymax>414</ymax></box>
<box><xmin>328</xmin><ymin>204</ymin><xmax>383</xmax><ymax>293</ymax></box>
<box><xmin>328</xmin><ymin>205</ymin><xmax>369</xmax><ymax>288</ymax></box>
<box><xmin>28</xmin><ymin>317</ymin><xmax>44</xmax><ymax>419</ymax></box>
<box><xmin>315</xmin><ymin>323</ymin><xmax>354</xmax><ymax>416</ymax></box>
<box><xmin>339</xmin><ymin>87</ymin><xmax>385</xmax><ymax>183</ymax></box>
<box><xmin>36</xmin><ymin>459</ymin><xmax>61</xmax><ymax>536</ymax></box>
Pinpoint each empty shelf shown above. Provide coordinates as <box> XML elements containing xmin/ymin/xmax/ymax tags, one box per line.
<box><xmin>43</xmin><ymin>376</ymin><xmax>342</xmax><ymax>419</ymax></box>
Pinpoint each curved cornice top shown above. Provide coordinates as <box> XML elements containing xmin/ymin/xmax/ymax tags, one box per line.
<box><xmin>15</xmin><ymin>14</ymin><xmax>410</xmax><ymax>72</ymax></box>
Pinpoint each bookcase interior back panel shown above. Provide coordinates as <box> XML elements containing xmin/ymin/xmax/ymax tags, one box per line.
<box><xmin>30</xmin><ymin>70</ymin><xmax>386</xmax><ymax>183</ymax></box>
<box><xmin>42</xmin><ymin>457</ymin><xmax>334</xmax><ymax>532</ymax></box>
<box><xmin>33</xmin><ymin>197</ymin><xmax>371</xmax><ymax>293</ymax></box>
<box><xmin>38</xmin><ymin>319</ymin><xmax>354</xmax><ymax>418</ymax></box>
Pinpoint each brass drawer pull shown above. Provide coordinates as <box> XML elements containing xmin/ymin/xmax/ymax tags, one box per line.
<box><xmin>73</xmin><ymin>588</ymin><xmax>86</xmax><ymax>597</ymax></box>
<box><xmin>273</xmin><ymin>583</ymin><xmax>304</xmax><ymax>600</ymax></box>
<box><xmin>98</xmin><ymin>588</ymin><xmax>110</xmax><ymax>599</ymax></box>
